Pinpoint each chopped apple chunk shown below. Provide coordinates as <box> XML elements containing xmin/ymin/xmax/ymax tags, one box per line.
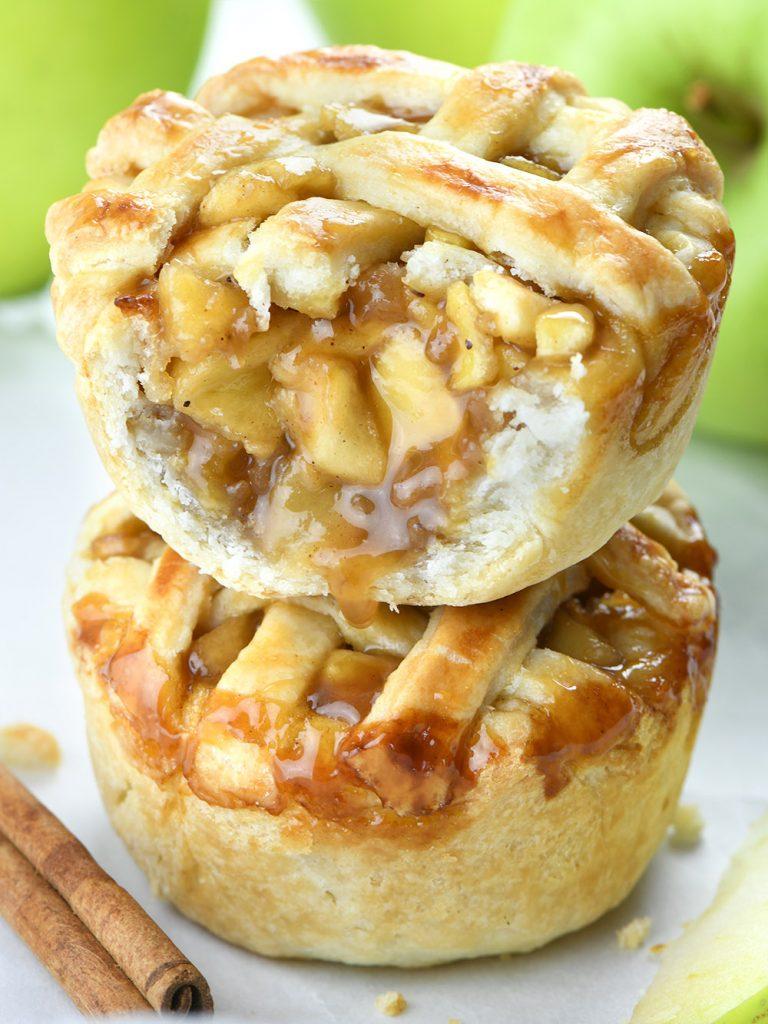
<box><xmin>319</xmin><ymin>103</ymin><xmax>418</xmax><ymax>140</ymax></box>
<box><xmin>273</xmin><ymin>353</ymin><xmax>387</xmax><ymax>484</ymax></box>
<box><xmin>446</xmin><ymin>281</ymin><xmax>498</xmax><ymax>390</ymax></box>
<box><xmin>404</xmin><ymin>241</ymin><xmax>496</xmax><ymax>298</ymax></box>
<box><xmin>189</xmin><ymin>612</ymin><xmax>259</xmax><ymax>680</ymax></box>
<box><xmin>321</xmin><ymin>649</ymin><xmax>398</xmax><ymax>691</ymax></box>
<box><xmin>373</xmin><ymin>327</ymin><xmax>463</xmax><ymax>450</ymax></box>
<box><xmin>470</xmin><ymin>267</ymin><xmax>553</xmax><ymax>349</ymax></box>
<box><xmin>198</xmin><ymin>155</ymin><xmax>336</xmax><ymax>228</ymax></box>
<box><xmin>535</xmin><ymin>303</ymin><xmax>595</xmax><ymax>357</ymax></box>
<box><xmin>312</xmin><ymin>649</ymin><xmax>399</xmax><ymax>720</ymax></box>
<box><xmin>170</xmin><ymin>220</ymin><xmax>255</xmax><ymax>280</ymax></box>
<box><xmin>172</xmin><ymin>359</ymin><xmax>281</xmax><ymax>459</ymax></box>
<box><xmin>499</xmin><ymin>154</ymin><xmax>561</xmax><ymax>180</ymax></box>
<box><xmin>170</xmin><ymin>312</ymin><xmax>302</xmax><ymax>457</ymax></box>
<box><xmin>306</xmin><ymin>318</ymin><xmax>392</xmax><ymax>363</ymax></box>
<box><xmin>261</xmin><ymin>457</ymin><xmax>361</xmax><ymax>555</ymax></box>
<box><xmin>235</xmin><ymin>198</ymin><xmax>422</xmax><ymax>325</ymax></box>
<box><xmin>497</xmin><ymin>343</ymin><xmax>530</xmax><ymax>379</ymax></box>
<box><xmin>424</xmin><ymin>226</ymin><xmax>474</xmax><ymax>248</ymax></box>
<box><xmin>158</xmin><ymin>260</ymin><xmax>259</xmax><ymax>362</ymax></box>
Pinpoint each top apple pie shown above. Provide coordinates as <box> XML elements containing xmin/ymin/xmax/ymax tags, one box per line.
<box><xmin>47</xmin><ymin>46</ymin><xmax>733</xmax><ymax>614</ymax></box>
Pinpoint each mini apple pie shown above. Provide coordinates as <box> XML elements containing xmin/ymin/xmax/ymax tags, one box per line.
<box><xmin>65</xmin><ymin>484</ymin><xmax>717</xmax><ymax>966</ymax></box>
<box><xmin>48</xmin><ymin>47</ymin><xmax>733</xmax><ymax>612</ymax></box>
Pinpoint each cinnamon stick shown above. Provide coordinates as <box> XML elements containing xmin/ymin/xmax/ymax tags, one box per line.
<box><xmin>0</xmin><ymin>834</ymin><xmax>150</xmax><ymax>1016</ymax></box>
<box><xmin>0</xmin><ymin>764</ymin><xmax>213</xmax><ymax>1014</ymax></box>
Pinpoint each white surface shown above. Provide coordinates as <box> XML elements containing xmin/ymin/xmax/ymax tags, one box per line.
<box><xmin>1</xmin><ymin>1</ymin><xmax>767</xmax><ymax>1020</ymax></box>
<box><xmin>1</xmin><ymin>294</ymin><xmax>767</xmax><ymax>1024</ymax></box>
<box><xmin>194</xmin><ymin>0</ymin><xmax>323</xmax><ymax>83</ymax></box>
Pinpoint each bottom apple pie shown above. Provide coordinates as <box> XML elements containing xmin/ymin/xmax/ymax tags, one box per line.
<box><xmin>64</xmin><ymin>485</ymin><xmax>717</xmax><ymax>967</ymax></box>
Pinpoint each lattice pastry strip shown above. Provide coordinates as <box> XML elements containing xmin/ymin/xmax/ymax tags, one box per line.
<box><xmin>186</xmin><ymin>603</ymin><xmax>342</xmax><ymax>809</ymax></box>
<box><xmin>343</xmin><ymin>564</ymin><xmax>588</xmax><ymax>814</ymax></box>
<box><xmin>50</xmin><ymin>47</ymin><xmax>730</xmax><ymax>334</ymax></box>
<box><xmin>135</xmin><ymin>547</ymin><xmax>211</xmax><ymax>663</ymax></box>
<box><xmin>195</xmin><ymin>46</ymin><xmax>461</xmax><ymax>119</ymax></box>
<box><xmin>421</xmin><ymin>63</ymin><xmax>586</xmax><ymax>160</ymax></box>
<box><xmin>235</xmin><ymin>197</ymin><xmax>423</xmax><ymax>323</ymax></box>
<box><xmin>586</xmin><ymin>523</ymin><xmax>715</xmax><ymax>628</ymax></box>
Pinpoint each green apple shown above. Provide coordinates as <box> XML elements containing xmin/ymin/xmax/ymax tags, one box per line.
<box><xmin>714</xmin><ymin>988</ymin><xmax>768</xmax><ymax>1024</ymax></box>
<box><xmin>630</xmin><ymin>812</ymin><xmax>768</xmax><ymax>1023</ymax></box>
<box><xmin>308</xmin><ymin>0</ymin><xmax>510</xmax><ymax>68</ymax></box>
<box><xmin>0</xmin><ymin>0</ymin><xmax>210</xmax><ymax>298</ymax></box>
<box><xmin>494</xmin><ymin>0</ymin><xmax>768</xmax><ymax>445</ymax></box>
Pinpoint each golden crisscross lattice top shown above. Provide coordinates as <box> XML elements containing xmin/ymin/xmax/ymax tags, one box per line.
<box><xmin>46</xmin><ymin>47</ymin><xmax>733</xmax><ymax>613</ymax></box>
<box><xmin>49</xmin><ymin>47</ymin><xmax>732</xmax><ymax>344</ymax></box>
<box><xmin>68</xmin><ymin>485</ymin><xmax>716</xmax><ymax>820</ymax></box>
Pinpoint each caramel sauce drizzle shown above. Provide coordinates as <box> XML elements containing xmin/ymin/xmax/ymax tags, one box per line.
<box><xmin>72</xmin><ymin>593</ymin><xmax>127</xmax><ymax>651</ymax></box>
<box><xmin>129</xmin><ymin>264</ymin><xmax>495</xmax><ymax>627</ymax></box>
<box><xmin>73</xmin><ymin>595</ymin><xmax>184</xmax><ymax>777</ymax></box>
<box><xmin>104</xmin><ymin>628</ymin><xmax>185</xmax><ymax>772</ymax></box>
<box><xmin>523</xmin><ymin>664</ymin><xmax>639</xmax><ymax>799</ymax></box>
<box><xmin>262</xmin><ymin>266</ymin><xmax>493</xmax><ymax>625</ymax></box>
<box><xmin>73</xmin><ymin>585</ymin><xmax>504</xmax><ymax>817</ymax></box>
<box><xmin>340</xmin><ymin>714</ymin><xmax>504</xmax><ymax>816</ymax></box>
<box><xmin>73</xmin><ymin>496</ymin><xmax>716</xmax><ymax>814</ymax></box>
<box><xmin>527</xmin><ymin>525</ymin><xmax>717</xmax><ymax>797</ymax></box>
<box><xmin>185</xmin><ymin>694</ymin><xmax>361</xmax><ymax>816</ymax></box>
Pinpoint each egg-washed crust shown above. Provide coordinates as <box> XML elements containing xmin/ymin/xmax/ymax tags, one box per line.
<box><xmin>65</xmin><ymin>485</ymin><xmax>717</xmax><ymax>965</ymax></box>
<box><xmin>47</xmin><ymin>46</ymin><xmax>733</xmax><ymax>606</ymax></box>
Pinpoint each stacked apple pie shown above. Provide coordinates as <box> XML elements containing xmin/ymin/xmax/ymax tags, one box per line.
<box><xmin>48</xmin><ymin>46</ymin><xmax>732</xmax><ymax>965</ymax></box>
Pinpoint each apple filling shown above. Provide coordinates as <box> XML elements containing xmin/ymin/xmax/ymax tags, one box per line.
<box><xmin>122</xmin><ymin>198</ymin><xmax>598</xmax><ymax>621</ymax></box>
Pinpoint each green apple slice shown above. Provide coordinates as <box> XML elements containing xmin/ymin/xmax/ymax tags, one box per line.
<box><xmin>714</xmin><ymin>987</ymin><xmax>768</xmax><ymax>1024</ymax></box>
<box><xmin>631</xmin><ymin>812</ymin><xmax>768</xmax><ymax>1024</ymax></box>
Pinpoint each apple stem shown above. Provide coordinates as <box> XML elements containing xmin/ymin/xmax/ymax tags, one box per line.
<box><xmin>684</xmin><ymin>79</ymin><xmax>763</xmax><ymax>160</ymax></box>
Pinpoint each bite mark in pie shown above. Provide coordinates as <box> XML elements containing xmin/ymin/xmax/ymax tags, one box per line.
<box><xmin>47</xmin><ymin>47</ymin><xmax>734</xmax><ymax>613</ymax></box>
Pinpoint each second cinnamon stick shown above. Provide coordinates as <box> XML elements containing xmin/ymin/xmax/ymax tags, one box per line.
<box><xmin>0</xmin><ymin>833</ymin><xmax>150</xmax><ymax>1015</ymax></box>
<box><xmin>0</xmin><ymin>764</ymin><xmax>212</xmax><ymax>1013</ymax></box>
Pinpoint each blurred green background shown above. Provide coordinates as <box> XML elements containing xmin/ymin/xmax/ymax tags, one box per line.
<box><xmin>2</xmin><ymin>0</ymin><xmax>765</xmax><ymax>445</ymax></box>
<box><xmin>309</xmin><ymin>0</ymin><xmax>509</xmax><ymax>67</ymax></box>
<box><xmin>0</xmin><ymin>0</ymin><xmax>210</xmax><ymax>296</ymax></box>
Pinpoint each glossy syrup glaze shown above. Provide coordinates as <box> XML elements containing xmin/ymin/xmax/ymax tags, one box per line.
<box><xmin>524</xmin><ymin>529</ymin><xmax>717</xmax><ymax>796</ymax></box>
<box><xmin>71</xmin><ymin>499</ymin><xmax>716</xmax><ymax>818</ymax></box>
<box><xmin>72</xmin><ymin>577</ymin><xmax>507</xmax><ymax>818</ymax></box>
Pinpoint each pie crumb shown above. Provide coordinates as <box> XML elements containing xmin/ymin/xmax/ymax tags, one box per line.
<box><xmin>0</xmin><ymin>723</ymin><xmax>61</xmax><ymax>771</ymax></box>
<box><xmin>570</xmin><ymin>353</ymin><xmax>587</xmax><ymax>379</ymax></box>
<box><xmin>376</xmin><ymin>991</ymin><xmax>407</xmax><ymax>1017</ymax></box>
<box><xmin>650</xmin><ymin>942</ymin><xmax>667</xmax><ymax>955</ymax></box>
<box><xmin>448</xmin><ymin>1019</ymin><xmax>462</xmax><ymax>1023</ymax></box>
<box><xmin>670</xmin><ymin>803</ymin><xmax>704</xmax><ymax>848</ymax></box>
<box><xmin>616</xmin><ymin>916</ymin><xmax>652</xmax><ymax>950</ymax></box>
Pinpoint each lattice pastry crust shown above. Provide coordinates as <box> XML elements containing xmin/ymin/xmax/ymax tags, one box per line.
<box><xmin>48</xmin><ymin>47</ymin><xmax>733</xmax><ymax>610</ymax></box>
<box><xmin>66</xmin><ymin>484</ymin><xmax>716</xmax><ymax>965</ymax></box>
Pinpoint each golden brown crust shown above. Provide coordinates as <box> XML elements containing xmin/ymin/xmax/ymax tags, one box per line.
<box><xmin>83</xmin><ymin>676</ymin><xmax>699</xmax><ymax>965</ymax></box>
<box><xmin>65</xmin><ymin>487</ymin><xmax>716</xmax><ymax>964</ymax></box>
<box><xmin>47</xmin><ymin>46</ymin><xmax>733</xmax><ymax>607</ymax></box>
<box><xmin>195</xmin><ymin>46</ymin><xmax>461</xmax><ymax>119</ymax></box>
